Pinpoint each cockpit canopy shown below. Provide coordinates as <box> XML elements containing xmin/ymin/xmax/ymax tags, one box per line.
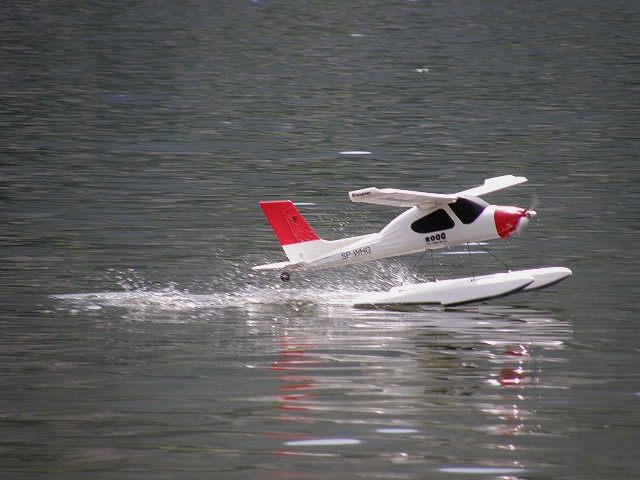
<box><xmin>411</xmin><ymin>196</ymin><xmax>488</xmax><ymax>234</ymax></box>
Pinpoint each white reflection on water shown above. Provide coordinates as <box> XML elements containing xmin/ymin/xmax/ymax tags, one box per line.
<box><xmin>53</xmin><ymin>284</ymin><xmax>572</xmax><ymax>475</ymax></box>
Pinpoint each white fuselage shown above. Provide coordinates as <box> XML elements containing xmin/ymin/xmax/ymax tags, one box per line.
<box><xmin>296</xmin><ymin>204</ymin><xmax>501</xmax><ymax>270</ymax></box>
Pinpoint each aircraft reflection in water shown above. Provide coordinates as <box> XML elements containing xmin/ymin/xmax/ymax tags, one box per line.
<box><xmin>258</xmin><ymin>306</ymin><xmax>572</xmax><ymax>461</ymax></box>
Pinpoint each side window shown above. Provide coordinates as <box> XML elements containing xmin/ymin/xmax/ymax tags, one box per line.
<box><xmin>411</xmin><ymin>209</ymin><xmax>455</xmax><ymax>234</ymax></box>
<box><xmin>449</xmin><ymin>197</ymin><xmax>487</xmax><ymax>224</ymax></box>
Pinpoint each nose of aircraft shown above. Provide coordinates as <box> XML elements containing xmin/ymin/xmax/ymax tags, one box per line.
<box><xmin>494</xmin><ymin>206</ymin><xmax>536</xmax><ymax>238</ymax></box>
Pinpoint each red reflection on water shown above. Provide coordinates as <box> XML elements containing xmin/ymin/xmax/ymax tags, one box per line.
<box><xmin>271</xmin><ymin>336</ymin><xmax>325</xmax><ymax>413</ymax></box>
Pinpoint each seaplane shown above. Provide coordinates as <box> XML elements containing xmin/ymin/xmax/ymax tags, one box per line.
<box><xmin>253</xmin><ymin>175</ymin><xmax>571</xmax><ymax>306</ymax></box>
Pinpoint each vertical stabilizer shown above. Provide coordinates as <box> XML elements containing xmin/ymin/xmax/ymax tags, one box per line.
<box><xmin>259</xmin><ymin>201</ymin><xmax>320</xmax><ymax>245</ymax></box>
<box><xmin>259</xmin><ymin>201</ymin><xmax>322</xmax><ymax>263</ymax></box>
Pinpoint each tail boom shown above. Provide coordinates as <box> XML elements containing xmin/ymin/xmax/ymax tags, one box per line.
<box><xmin>255</xmin><ymin>200</ymin><xmax>375</xmax><ymax>270</ymax></box>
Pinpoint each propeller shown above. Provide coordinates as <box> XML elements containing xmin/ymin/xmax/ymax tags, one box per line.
<box><xmin>516</xmin><ymin>193</ymin><xmax>539</xmax><ymax>235</ymax></box>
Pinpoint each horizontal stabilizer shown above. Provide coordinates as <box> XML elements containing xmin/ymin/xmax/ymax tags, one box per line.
<box><xmin>252</xmin><ymin>261</ymin><xmax>301</xmax><ymax>271</ymax></box>
<box><xmin>349</xmin><ymin>187</ymin><xmax>457</xmax><ymax>209</ymax></box>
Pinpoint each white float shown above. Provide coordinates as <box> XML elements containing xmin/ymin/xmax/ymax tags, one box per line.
<box><xmin>352</xmin><ymin>267</ymin><xmax>572</xmax><ymax>307</ymax></box>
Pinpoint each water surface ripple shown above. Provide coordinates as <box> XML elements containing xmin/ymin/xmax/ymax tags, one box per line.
<box><xmin>1</xmin><ymin>0</ymin><xmax>639</xmax><ymax>478</ymax></box>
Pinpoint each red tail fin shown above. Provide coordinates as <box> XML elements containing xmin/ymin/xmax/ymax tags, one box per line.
<box><xmin>259</xmin><ymin>201</ymin><xmax>320</xmax><ymax>246</ymax></box>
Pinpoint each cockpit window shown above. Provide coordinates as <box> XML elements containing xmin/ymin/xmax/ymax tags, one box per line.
<box><xmin>411</xmin><ymin>209</ymin><xmax>455</xmax><ymax>234</ymax></box>
<box><xmin>449</xmin><ymin>196</ymin><xmax>488</xmax><ymax>224</ymax></box>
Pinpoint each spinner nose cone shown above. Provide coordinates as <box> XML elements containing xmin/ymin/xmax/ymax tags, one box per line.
<box><xmin>494</xmin><ymin>206</ymin><xmax>528</xmax><ymax>239</ymax></box>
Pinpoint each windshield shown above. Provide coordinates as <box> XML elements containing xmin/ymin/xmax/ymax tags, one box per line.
<box><xmin>449</xmin><ymin>196</ymin><xmax>488</xmax><ymax>224</ymax></box>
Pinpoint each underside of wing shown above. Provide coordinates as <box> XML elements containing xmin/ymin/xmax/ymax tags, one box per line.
<box><xmin>456</xmin><ymin>175</ymin><xmax>527</xmax><ymax>197</ymax></box>
<box><xmin>349</xmin><ymin>187</ymin><xmax>457</xmax><ymax>209</ymax></box>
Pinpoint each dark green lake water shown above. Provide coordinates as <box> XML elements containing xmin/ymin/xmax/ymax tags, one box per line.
<box><xmin>2</xmin><ymin>1</ymin><xmax>639</xmax><ymax>478</ymax></box>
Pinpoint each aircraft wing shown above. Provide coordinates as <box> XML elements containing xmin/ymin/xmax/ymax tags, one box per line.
<box><xmin>349</xmin><ymin>175</ymin><xmax>527</xmax><ymax>209</ymax></box>
<box><xmin>349</xmin><ymin>187</ymin><xmax>457</xmax><ymax>209</ymax></box>
<box><xmin>456</xmin><ymin>175</ymin><xmax>527</xmax><ymax>197</ymax></box>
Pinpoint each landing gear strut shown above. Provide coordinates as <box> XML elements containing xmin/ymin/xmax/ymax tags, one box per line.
<box><xmin>280</xmin><ymin>271</ymin><xmax>291</xmax><ymax>282</ymax></box>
